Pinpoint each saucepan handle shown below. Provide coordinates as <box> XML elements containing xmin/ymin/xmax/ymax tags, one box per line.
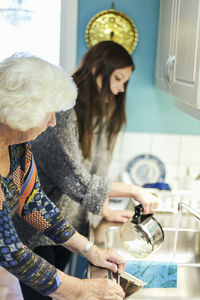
<box><xmin>131</xmin><ymin>204</ymin><xmax>153</xmax><ymax>224</ymax></box>
<box><xmin>108</xmin><ymin>269</ymin><xmax>113</xmax><ymax>280</ymax></box>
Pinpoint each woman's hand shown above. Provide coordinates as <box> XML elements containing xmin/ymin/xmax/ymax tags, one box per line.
<box><xmin>86</xmin><ymin>245</ymin><xmax>126</xmax><ymax>273</ymax></box>
<box><xmin>62</xmin><ymin>232</ymin><xmax>125</xmax><ymax>272</ymax></box>
<box><xmin>101</xmin><ymin>198</ymin><xmax>134</xmax><ymax>223</ymax></box>
<box><xmin>132</xmin><ymin>186</ymin><xmax>159</xmax><ymax>214</ymax></box>
<box><xmin>102</xmin><ymin>207</ymin><xmax>134</xmax><ymax>223</ymax></box>
<box><xmin>102</xmin><ymin>208</ymin><xmax>134</xmax><ymax>223</ymax></box>
<box><xmin>51</xmin><ymin>271</ymin><xmax>125</xmax><ymax>300</ymax></box>
<box><xmin>109</xmin><ymin>183</ymin><xmax>159</xmax><ymax>215</ymax></box>
<box><xmin>80</xmin><ymin>278</ymin><xmax>125</xmax><ymax>300</ymax></box>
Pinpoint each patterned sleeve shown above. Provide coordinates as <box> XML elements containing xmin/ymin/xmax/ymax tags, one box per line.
<box><xmin>0</xmin><ymin>143</ymin><xmax>76</xmax><ymax>296</ymax></box>
<box><xmin>0</xmin><ymin>186</ymin><xmax>61</xmax><ymax>296</ymax></box>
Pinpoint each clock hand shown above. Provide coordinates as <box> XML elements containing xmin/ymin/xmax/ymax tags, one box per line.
<box><xmin>110</xmin><ymin>31</ymin><xmax>114</xmax><ymax>39</ymax></box>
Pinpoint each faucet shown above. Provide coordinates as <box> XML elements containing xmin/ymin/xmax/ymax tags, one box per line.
<box><xmin>178</xmin><ymin>202</ymin><xmax>200</xmax><ymax>221</ymax></box>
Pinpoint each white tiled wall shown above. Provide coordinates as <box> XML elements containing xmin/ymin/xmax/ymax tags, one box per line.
<box><xmin>107</xmin><ymin>132</ymin><xmax>200</xmax><ymax>189</ymax></box>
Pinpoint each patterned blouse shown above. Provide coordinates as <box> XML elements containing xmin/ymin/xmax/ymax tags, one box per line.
<box><xmin>0</xmin><ymin>142</ymin><xmax>76</xmax><ymax>296</ymax></box>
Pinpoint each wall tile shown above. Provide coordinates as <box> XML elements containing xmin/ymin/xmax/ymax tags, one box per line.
<box><xmin>107</xmin><ymin>161</ymin><xmax>126</xmax><ymax>181</ymax></box>
<box><xmin>150</xmin><ymin>133</ymin><xmax>180</xmax><ymax>164</ymax></box>
<box><xmin>109</xmin><ymin>132</ymin><xmax>200</xmax><ymax>188</ymax></box>
<box><xmin>112</xmin><ymin>132</ymin><xmax>151</xmax><ymax>163</ymax></box>
<box><xmin>179</xmin><ymin>135</ymin><xmax>200</xmax><ymax>165</ymax></box>
<box><xmin>164</xmin><ymin>163</ymin><xmax>179</xmax><ymax>188</ymax></box>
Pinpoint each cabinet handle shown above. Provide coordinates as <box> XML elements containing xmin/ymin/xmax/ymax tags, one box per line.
<box><xmin>164</xmin><ymin>55</ymin><xmax>175</xmax><ymax>87</ymax></box>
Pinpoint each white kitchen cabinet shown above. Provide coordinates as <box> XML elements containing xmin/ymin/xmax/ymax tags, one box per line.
<box><xmin>155</xmin><ymin>0</ymin><xmax>200</xmax><ymax>110</ymax></box>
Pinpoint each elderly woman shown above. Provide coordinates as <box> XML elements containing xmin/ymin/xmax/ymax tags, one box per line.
<box><xmin>0</xmin><ymin>53</ymin><xmax>125</xmax><ymax>300</ymax></box>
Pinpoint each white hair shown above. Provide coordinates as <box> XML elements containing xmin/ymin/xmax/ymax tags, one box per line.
<box><xmin>0</xmin><ymin>53</ymin><xmax>77</xmax><ymax>131</ymax></box>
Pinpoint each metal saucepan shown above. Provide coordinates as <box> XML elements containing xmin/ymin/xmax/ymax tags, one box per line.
<box><xmin>120</xmin><ymin>204</ymin><xmax>164</xmax><ymax>258</ymax></box>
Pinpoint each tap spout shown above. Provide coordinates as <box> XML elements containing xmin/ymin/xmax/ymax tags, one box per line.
<box><xmin>178</xmin><ymin>202</ymin><xmax>200</xmax><ymax>221</ymax></box>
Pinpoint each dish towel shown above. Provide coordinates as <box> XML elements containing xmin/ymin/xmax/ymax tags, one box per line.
<box><xmin>125</xmin><ymin>260</ymin><xmax>177</xmax><ymax>288</ymax></box>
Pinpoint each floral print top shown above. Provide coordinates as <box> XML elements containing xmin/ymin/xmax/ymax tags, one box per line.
<box><xmin>0</xmin><ymin>142</ymin><xmax>76</xmax><ymax>296</ymax></box>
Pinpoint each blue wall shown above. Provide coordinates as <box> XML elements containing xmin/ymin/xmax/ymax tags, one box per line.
<box><xmin>77</xmin><ymin>0</ymin><xmax>200</xmax><ymax>134</ymax></box>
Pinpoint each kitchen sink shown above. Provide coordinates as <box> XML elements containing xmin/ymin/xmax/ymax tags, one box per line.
<box><xmin>89</xmin><ymin>210</ymin><xmax>200</xmax><ymax>299</ymax></box>
<box><xmin>104</xmin><ymin>225</ymin><xmax>200</xmax><ymax>299</ymax></box>
<box><xmin>105</xmin><ymin>226</ymin><xmax>200</xmax><ymax>264</ymax></box>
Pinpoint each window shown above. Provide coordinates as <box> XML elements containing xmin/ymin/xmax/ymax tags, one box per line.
<box><xmin>0</xmin><ymin>0</ymin><xmax>61</xmax><ymax>64</ymax></box>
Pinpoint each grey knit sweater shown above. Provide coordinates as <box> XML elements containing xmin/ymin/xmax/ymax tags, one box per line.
<box><xmin>13</xmin><ymin>109</ymin><xmax>112</xmax><ymax>249</ymax></box>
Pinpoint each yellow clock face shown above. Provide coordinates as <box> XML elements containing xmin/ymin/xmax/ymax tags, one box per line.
<box><xmin>85</xmin><ymin>9</ymin><xmax>138</xmax><ymax>54</ymax></box>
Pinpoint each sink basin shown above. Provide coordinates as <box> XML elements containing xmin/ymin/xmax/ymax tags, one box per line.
<box><xmin>105</xmin><ymin>226</ymin><xmax>200</xmax><ymax>264</ymax></box>
<box><xmin>104</xmin><ymin>226</ymin><xmax>200</xmax><ymax>299</ymax></box>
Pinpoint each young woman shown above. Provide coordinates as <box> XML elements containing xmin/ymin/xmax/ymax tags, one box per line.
<box><xmin>0</xmin><ymin>53</ymin><xmax>126</xmax><ymax>300</ymax></box>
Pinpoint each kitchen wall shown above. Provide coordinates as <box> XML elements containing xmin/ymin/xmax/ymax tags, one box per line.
<box><xmin>77</xmin><ymin>0</ymin><xmax>200</xmax><ymax>185</ymax></box>
<box><xmin>107</xmin><ymin>132</ymin><xmax>200</xmax><ymax>186</ymax></box>
<box><xmin>77</xmin><ymin>0</ymin><xmax>200</xmax><ymax>134</ymax></box>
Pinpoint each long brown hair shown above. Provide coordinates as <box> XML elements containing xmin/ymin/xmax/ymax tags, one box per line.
<box><xmin>72</xmin><ymin>41</ymin><xmax>135</xmax><ymax>159</ymax></box>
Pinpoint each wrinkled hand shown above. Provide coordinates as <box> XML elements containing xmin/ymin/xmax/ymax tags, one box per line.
<box><xmin>80</xmin><ymin>278</ymin><xmax>125</xmax><ymax>300</ymax></box>
<box><xmin>86</xmin><ymin>245</ymin><xmax>125</xmax><ymax>273</ymax></box>
<box><xmin>53</xmin><ymin>270</ymin><xmax>125</xmax><ymax>300</ymax></box>
<box><xmin>133</xmin><ymin>186</ymin><xmax>159</xmax><ymax>214</ymax></box>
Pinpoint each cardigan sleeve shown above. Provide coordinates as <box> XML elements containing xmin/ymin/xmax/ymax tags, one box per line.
<box><xmin>31</xmin><ymin>109</ymin><xmax>112</xmax><ymax>214</ymax></box>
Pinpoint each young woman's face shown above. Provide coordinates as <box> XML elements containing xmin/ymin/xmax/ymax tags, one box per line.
<box><xmin>110</xmin><ymin>66</ymin><xmax>133</xmax><ymax>95</ymax></box>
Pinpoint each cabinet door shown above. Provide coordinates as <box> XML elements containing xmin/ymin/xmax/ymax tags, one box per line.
<box><xmin>172</xmin><ymin>0</ymin><xmax>200</xmax><ymax>108</ymax></box>
<box><xmin>155</xmin><ymin>0</ymin><xmax>177</xmax><ymax>92</ymax></box>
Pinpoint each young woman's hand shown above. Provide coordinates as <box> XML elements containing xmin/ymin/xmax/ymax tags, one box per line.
<box><xmin>131</xmin><ymin>185</ymin><xmax>159</xmax><ymax>214</ymax></box>
<box><xmin>102</xmin><ymin>206</ymin><xmax>134</xmax><ymax>223</ymax></box>
<box><xmin>101</xmin><ymin>198</ymin><xmax>133</xmax><ymax>223</ymax></box>
<box><xmin>109</xmin><ymin>182</ymin><xmax>159</xmax><ymax>215</ymax></box>
<box><xmin>86</xmin><ymin>244</ymin><xmax>126</xmax><ymax>273</ymax></box>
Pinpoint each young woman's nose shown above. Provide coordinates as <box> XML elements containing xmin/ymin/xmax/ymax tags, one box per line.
<box><xmin>118</xmin><ymin>83</ymin><xmax>125</xmax><ymax>93</ymax></box>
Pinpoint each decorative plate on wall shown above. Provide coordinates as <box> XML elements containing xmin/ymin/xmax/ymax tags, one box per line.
<box><xmin>126</xmin><ymin>154</ymin><xmax>166</xmax><ymax>186</ymax></box>
<box><xmin>85</xmin><ymin>9</ymin><xmax>138</xmax><ymax>54</ymax></box>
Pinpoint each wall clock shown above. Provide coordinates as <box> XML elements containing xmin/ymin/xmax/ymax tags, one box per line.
<box><xmin>85</xmin><ymin>9</ymin><xmax>138</xmax><ymax>54</ymax></box>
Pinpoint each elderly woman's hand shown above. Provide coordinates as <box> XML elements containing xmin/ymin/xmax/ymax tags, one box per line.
<box><xmin>80</xmin><ymin>278</ymin><xmax>125</xmax><ymax>300</ymax></box>
<box><xmin>132</xmin><ymin>185</ymin><xmax>159</xmax><ymax>214</ymax></box>
<box><xmin>51</xmin><ymin>270</ymin><xmax>125</xmax><ymax>300</ymax></box>
<box><xmin>85</xmin><ymin>244</ymin><xmax>125</xmax><ymax>273</ymax></box>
